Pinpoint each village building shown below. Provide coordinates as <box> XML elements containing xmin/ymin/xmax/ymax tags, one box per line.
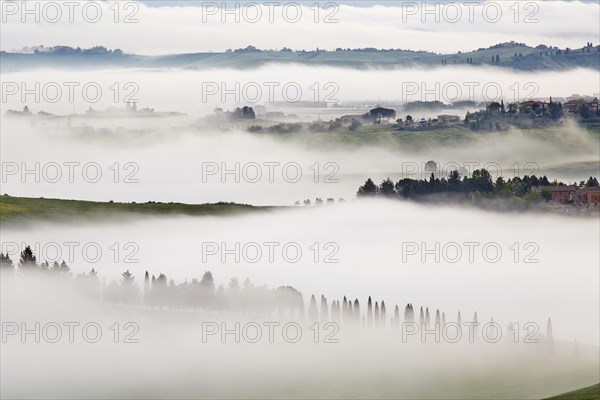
<box><xmin>563</xmin><ymin>97</ymin><xmax>599</xmax><ymax>113</ymax></box>
<box><xmin>534</xmin><ymin>186</ymin><xmax>600</xmax><ymax>204</ymax></box>
<box><xmin>572</xmin><ymin>187</ymin><xmax>600</xmax><ymax>204</ymax></box>
<box><xmin>437</xmin><ymin>114</ymin><xmax>461</xmax><ymax>124</ymax></box>
<box><xmin>533</xmin><ymin>186</ymin><xmax>578</xmax><ymax>202</ymax></box>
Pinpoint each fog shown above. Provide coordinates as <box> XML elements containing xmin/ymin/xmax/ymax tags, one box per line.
<box><xmin>3</xmin><ymin>1</ymin><xmax>599</xmax><ymax>398</ymax></box>
<box><xmin>1</xmin><ymin>114</ymin><xmax>598</xmax><ymax>205</ymax></box>
<box><xmin>2</xmin><ymin>198</ymin><xmax>599</xmax><ymax>398</ymax></box>
<box><xmin>2</xmin><ymin>66</ymin><xmax>599</xmax><ymax>115</ymax></box>
<box><xmin>3</xmin><ymin>274</ymin><xmax>598</xmax><ymax>399</ymax></box>
<box><xmin>2</xmin><ymin>199</ymin><xmax>599</xmax><ymax>346</ymax></box>
<box><xmin>2</xmin><ymin>109</ymin><xmax>599</xmax><ymax>399</ymax></box>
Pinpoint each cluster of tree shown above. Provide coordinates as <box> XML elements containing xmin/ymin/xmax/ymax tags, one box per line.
<box><xmin>33</xmin><ymin>45</ymin><xmax>123</xmax><ymax>55</ymax></box>
<box><xmin>484</xmin><ymin>42</ymin><xmax>527</xmax><ymax>50</ymax></box>
<box><xmin>309</xmin><ymin>119</ymin><xmax>343</xmax><ymax>132</ymax></box>
<box><xmin>404</xmin><ymin>101</ymin><xmax>447</xmax><ymax>111</ymax></box>
<box><xmin>1</xmin><ymin>245</ymin><xmax>71</xmax><ymax>274</ymax></box>
<box><xmin>334</xmin><ymin>48</ymin><xmax>433</xmax><ymax>54</ymax></box>
<box><xmin>226</xmin><ymin>46</ymin><xmax>436</xmax><ymax>54</ymax></box>
<box><xmin>357</xmin><ymin>170</ymin><xmax>599</xmax><ymax>200</ymax></box>
<box><xmin>248</xmin><ymin>122</ymin><xmax>302</xmax><ymax>134</ymax></box>
<box><xmin>1</xmin><ymin>246</ymin><xmax>558</xmax><ymax>344</ymax></box>
<box><xmin>464</xmin><ymin>98</ymin><xmax>571</xmax><ymax>131</ymax></box>
<box><xmin>364</xmin><ymin>107</ymin><xmax>396</xmax><ymax>122</ymax></box>
<box><xmin>232</xmin><ymin>106</ymin><xmax>256</xmax><ymax>120</ymax></box>
<box><xmin>232</xmin><ymin>45</ymin><xmax>261</xmax><ymax>53</ymax></box>
<box><xmin>294</xmin><ymin>197</ymin><xmax>344</xmax><ymax>206</ymax></box>
<box><xmin>6</xmin><ymin>105</ymin><xmax>33</xmax><ymax>116</ymax></box>
<box><xmin>0</xmin><ymin>246</ymin><xmax>305</xmax><ymax>316</ymax></box>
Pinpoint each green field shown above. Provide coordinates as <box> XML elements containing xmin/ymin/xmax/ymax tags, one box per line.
<box><xmin>242</xmin><ymin>122</ymin><xmax>480</xmax><ymax>149</ymax></box>
<box><xmin>0</xmin><ymin>196</ymin><xmax>274</xmax><ymax>223</ymax></box>
<box><xmin>244</xmin><ymin>121</ymin><xmax>600</xmax><ymax>152</ymax></box>
<box><xmin>543</xmin><ymin>383</ymin><xmax>600</xmax><ymax>400</ymax></box>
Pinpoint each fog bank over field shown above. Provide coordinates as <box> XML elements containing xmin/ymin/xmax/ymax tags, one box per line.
<box><xmin>3</xmin><ymin>275</ymin><xmax>598</xmax><ymax>399</ymax></box>
<box><xmin>2</xmin><ymin>275</ymin><xmax>598</xmax><ymax>399</ymax></box>
<box><xmin>1</xmin><ymin>117</ymin><xmax>598</xmax><ymax>205</ymax></box>
<box><xmin>2</xmin><ymin>66</ymin><xmax>599</xmax><ymax>115</ymax></box>
<box><xmin>2</xmin><ymin>199</ymin><xmax>598</xmax><ymax>345</ymax></box>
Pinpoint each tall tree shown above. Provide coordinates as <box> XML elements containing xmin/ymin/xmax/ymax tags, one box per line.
<box><xmin>357</xmin><ymin>178</ymin><xmax>378</xmax><ymax>197</ymax></box>
<box><xmin>19</xmin><ymin>246</ymin><xmax>37</xmax><ymax>269</ymax></box>
<box><xmin>0</xmin><ymin>253</ymin><xmax>13</xmax><ymax>269</ymax></box>
<box><xmin>353</xmin><ymin>299</ymin><xmax>360</xmax><ymax>324</ymax></box>
<box><xmin>404</xmin><ymin>303</ymin><xmax>414</xmax><ymax>323</ymax></box>
<box><xmin>308</xmin><ymin>295</ymin><xmax>318</xmax><ymax>321</ymax></box>
<box><xmin>144</xmin><ymin>271</ymin><xmax>150</xmax><ymax>302</ymax></box>
<box><xmin>200</xmin><ymin>271</ymin><xmax>215</xmax><ymax>292</ymax></box>
<box><xmin>546</xmin><ymin>317</ymin><xmax>554</xmax><ymax>342</ymax></box>
<box><xmin>320</xmin><ymin>295</ymin><xmax>329</xmax><ymax>322</ymax></box>
<box><xmin>367</xmin><ymin>296</ymin><xmax>373</xmax><ymax>327</ymax></box>
<box><xmin>379</xmin><ymin>178</ymin><xmax>396</xmax><ymax>197</ymax></box>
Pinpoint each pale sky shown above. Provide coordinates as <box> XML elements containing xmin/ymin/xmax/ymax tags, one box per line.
<box><xmin>1</xmin><ymin>0</ymin><xmax>599</xmax><ymax>55</ymax></box>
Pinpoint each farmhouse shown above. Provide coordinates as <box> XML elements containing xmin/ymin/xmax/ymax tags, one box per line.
<box><xmin>563</xmin><ymin>97</ymin><xmax>599</xmax><ymax>113</ymax></box>
<box><xmin>437</xmin><ymin>114</ymin><xmax>461</xmax><ymax>124</ymax></box>
<box><xmin>534</xmin><ymin>186</ymin><xmax>600</xmax><ymax>204</ymax></box>
<box><xmin>572</xmin><ymin>187</ymin><xmax>600</xmax><ymax>204</ymax></box>
<box><xmin>534</xmin><ymin>186</ymin><xmax>577</xmax><ymax>202</ymax></box>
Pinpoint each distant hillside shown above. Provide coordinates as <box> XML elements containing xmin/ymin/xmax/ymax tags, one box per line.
<box><xmin>2</xmin><ymin>43</ymin><xmax>599</xmax><ymax>71</ymax></box>
<box><xmin>542</xmin><ymin>383</ymin><xmax>600</xmax><ymax>400</ymax></box>
<box><xmin>0</xmin><ymin>196</ymin><xmax>274</xmax><ymax>223</ymax></box>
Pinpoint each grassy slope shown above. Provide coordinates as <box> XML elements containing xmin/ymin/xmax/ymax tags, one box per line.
<box><xmin>542</xmin><ymin>383</ymin><xmax>600</xmax><ymax>400</ymax></box>
<box><xmin>0</xmin><ymin>196</ymin><xmax>273</xmax><ymax>223</ymax></box>
<box><xmin>248</xmin><ymin>121</ymin><xmax>600</xmax><ymax>151</ymax></box>
<box><xmin>243</xmin><ymin>122</ymin><xmax>477</xmax><ymax>149</ymax></box>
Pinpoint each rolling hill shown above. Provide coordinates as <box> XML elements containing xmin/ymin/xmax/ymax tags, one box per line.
<box><xmin>2</xmin><ymin>43</ymin><xmax>599</xmax><ymax>71</ymax></box>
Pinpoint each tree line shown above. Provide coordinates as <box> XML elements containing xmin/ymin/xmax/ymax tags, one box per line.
<box><xmin>357</xmin><ymin>170</ymin><xmax>599</xmax><ymax>200</ymax></box>
<box><xmin>0</xmin><ymin>245</ymin><xmax>512</xmax><ymax>333</ymax></box>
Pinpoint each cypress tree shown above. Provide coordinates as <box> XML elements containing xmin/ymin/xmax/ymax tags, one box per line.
<box><xmin>547</xmin><ymin>317</ymin><xmax>554</xmax><ymax>355</ymax></box>
<box><xmin>367</xmin><ymin>296</ymin><xmax>373</xmax><ymax>328</ymax></box>
<box><xmin>347</xmin><ymin>299</ymin><xmax>354</xmax><ymax>323</ymax></box>
<box><xmin>143</xmin><ymin>271</ymin><xmax>150</xmax><ymax>304</ymax></box>
<box><xmin>308</xmin><ymin>295</ymin><xmax>318</xmax><ymax>321</ymax></box>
